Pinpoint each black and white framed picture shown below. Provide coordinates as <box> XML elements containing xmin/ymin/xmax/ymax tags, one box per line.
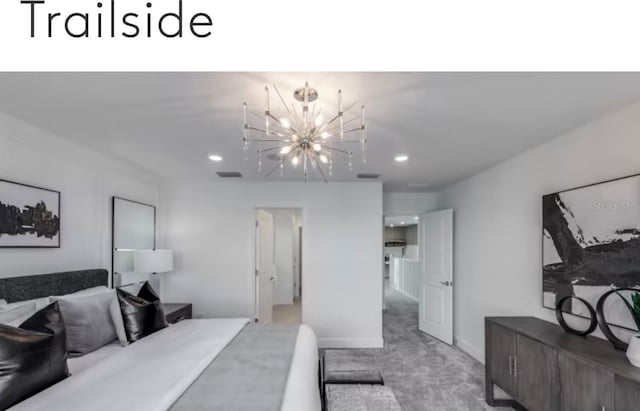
<box><xmin>0</xmin><ymin>179</ymin><xmax>60</xmax><ymax>248</ymax></box>
<box><xmin>543</xmin><ymin>174</ymin><xmax>640</xmax><ymax>330</ymax></box>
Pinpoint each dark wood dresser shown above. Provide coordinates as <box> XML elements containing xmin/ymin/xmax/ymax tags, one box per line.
<box><xmin>485</xmin><ymin>317</ymin><xmax>640</xmax><ymax>411</ymax></box>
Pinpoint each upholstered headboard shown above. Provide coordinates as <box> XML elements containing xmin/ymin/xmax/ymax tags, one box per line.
<box><xmin>0</xmin><ymin>269</ymin><xmax>109</xmax><ymax>303</ymax></box>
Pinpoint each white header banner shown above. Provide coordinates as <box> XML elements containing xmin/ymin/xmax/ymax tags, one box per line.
<box><xmin>0</xmin><ymin>0</ymin><xmax>639</xmax><ymax>71</ymax></box>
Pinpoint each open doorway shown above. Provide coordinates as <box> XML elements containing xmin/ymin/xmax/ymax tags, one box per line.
<box><xmin>254</xmin><ymin>208</ymin><xmax>303</xmax><ymax>324</ymax></box>
<box><xmin>383</xmin><ymin>211</ymin><xmax>454</xmax><ymax>345</ymax></box>
<box><xmin>384</xmin><ymin>215</ymin><xmax>420</xmax><ymax>300</ymax></box>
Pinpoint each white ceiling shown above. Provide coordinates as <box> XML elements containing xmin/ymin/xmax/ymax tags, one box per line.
<box><xmin>1</xmin><ymin>72</ymin><xmax>640</xmax><ymax>192</ymax></box>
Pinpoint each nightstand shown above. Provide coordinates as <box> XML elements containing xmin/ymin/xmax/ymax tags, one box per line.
<box><xmin>163</xmin><ymin>303</ymin><xmax>193</xmax><ymax>324</ymax></box>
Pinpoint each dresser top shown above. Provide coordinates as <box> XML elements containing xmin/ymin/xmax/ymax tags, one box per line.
<box><xmin>487</xmin><ymin>316</ymin><xmax>640</xmax><ymax>383</ymax></box>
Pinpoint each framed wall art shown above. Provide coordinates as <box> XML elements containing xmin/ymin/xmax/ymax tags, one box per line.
<box><xmin>0</xmin><ymin>179</ymin><xmax>60</xmax><ymax>248</ymax></box>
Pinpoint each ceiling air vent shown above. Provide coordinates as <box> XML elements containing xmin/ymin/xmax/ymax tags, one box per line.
<box><xmin>216</xmin><ymin>171</ymin><xmax>243</xmax><ymax>178</ymax></box>
<box><xmin>357</xmin><ymin>173</ymin><xmax>380</xmax><ymax>179</ymax></box>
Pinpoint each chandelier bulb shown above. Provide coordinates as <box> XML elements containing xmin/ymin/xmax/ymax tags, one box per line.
<box><xmin>292</xmin><ymin>156</ymin><xmax>300</xmax><ymax>167</ymax></box>
<box><xmin>319</xmin><ymin>154</ymin><xmax>329</xmax><ymax>164</ymax></box>
<box><xmin>280</xmin><ymin>145</ymin><xmax>293</xmax><ymax>155</ymax></box>
<box><xmin>313</xmin><ymin>143</ymin><xmax>322</xmax><ymax>152</ymax></box>
<box><xmin>315</xmin><ymin>115</ymin><xmax>324</xmax><ymax>127</ymax></box>
<box><xmin>321</xmin><ymin>132</ymin><xmax>331</xmax><ymax>139</ymax></box>
<box><xmin>280</xmin><ymin>118</ymin><xmax>291</xmax><ymax>129</ymax></box>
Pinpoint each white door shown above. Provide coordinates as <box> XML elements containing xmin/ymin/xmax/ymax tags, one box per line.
<box><xmin>255</xmin><ymin>210</ymin><xmax>275</xmax><ymax>323</ymax></box>
<box><xmin>419</xmin><ymin>209</ymin><xmax>453</xmax><ymax>344</ymax></box>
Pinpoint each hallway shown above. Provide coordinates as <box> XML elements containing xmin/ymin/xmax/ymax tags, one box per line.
<box><xmin>273</xmin><ymin>299</ymin><xmax>302</xmax><ymax>324</ymax></box>
<box><xmin>361</xmin><ymin>287</ymin><xmax>510</xmax><ymax>411</ymax></box>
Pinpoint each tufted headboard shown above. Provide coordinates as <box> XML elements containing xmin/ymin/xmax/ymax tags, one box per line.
<box><xmin>0</xmin><ymin>269</ymin><xmax>109</xmax><ymax>303</ymax></box>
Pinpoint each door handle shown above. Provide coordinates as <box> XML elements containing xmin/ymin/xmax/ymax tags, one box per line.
<box><xmin>508</xmin><ymin>355</ymin><xmax>514</xmax><ymax>376</ymax></box>
<box><xmin>440</xmin><ymin>281</ymin><xmax>453</xmax><ymax>286</ymax></box>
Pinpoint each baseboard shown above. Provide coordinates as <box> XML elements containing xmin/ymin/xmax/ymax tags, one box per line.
<box><xmin>454</xmin><ymin>335</ymin><xmax>484</xmax><ymax>364</ymax></box>
<box><xmin>318</xmin><ymin>337</ymin><xmax>384</xmax><ymax>349</ymax></box>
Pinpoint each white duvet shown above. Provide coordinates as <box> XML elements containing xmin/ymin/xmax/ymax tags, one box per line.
<box><xmin>11</xmin><ymin>319</ymin><xmax>320</xmax><ymax>411</ymax></box>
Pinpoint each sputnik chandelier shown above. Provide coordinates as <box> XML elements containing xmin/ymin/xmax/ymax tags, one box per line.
<box><xmin>243</xmin><ymin>82</ymin><xmax>367</xmax><ymax>182</ymax></box>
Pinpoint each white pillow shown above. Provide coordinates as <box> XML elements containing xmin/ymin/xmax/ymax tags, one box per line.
<box><xmin>2</xmin><ymin>297</ymin><xmax>50</xmax><ymax>311</ymax></box>
<box><xmin>50</xmin><ymin>287</ymin><xmax>128</xmax><ymax>347</ymax></box>
<box><xmin>0</xmin><ymin>302</ymin><xmax>37</xmax><ymax>326</ymax></box>
<box><xmin>71</xmin><ymin>286</ymin><xmax>109</xmax><ymax>296</ymax></box>
<box><xmin>0</xmin><ymin>299</ymin><xmax>7</xmax><ymax>307</ymax></box>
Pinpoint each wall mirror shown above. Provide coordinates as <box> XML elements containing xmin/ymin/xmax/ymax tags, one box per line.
<box><xmin>112</xmin><ymin>197</ymin><xmax>156</xmax><ymax>287</ymax></box>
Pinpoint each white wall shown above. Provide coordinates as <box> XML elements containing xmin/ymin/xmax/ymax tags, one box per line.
<box><xmin>383</xmin><ymin>192</ymin><xmax>439</xmax><ymax>215</ymax></box>
<box><xmin>437</xmin><ymin>101</ymin><xmax>640</xmax><ymax>363</ymax></box>
<box><xmin>0</xmin><ymin>112</ymin><xmax>161</xmax><ymax>282</ymax></box>
<box><xmin>390</xmin><ymin>257</ymin><xmax>420</xmax><ymax>301</ymax></box>
<box><xmin>160</xmin><ymin>181</ymin><xmax>384</xmax><ymax>348</ymax></box>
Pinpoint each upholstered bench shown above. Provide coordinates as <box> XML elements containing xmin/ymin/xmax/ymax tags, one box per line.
<box><xmin>323</xmin><ymin>350</ymin><xmax>384</xmax><ymax>385</ymax></box>
<box><xmin>325</xmin><ymin>384</ymin><xmax>401</xmax><ymax>411</ymax></box>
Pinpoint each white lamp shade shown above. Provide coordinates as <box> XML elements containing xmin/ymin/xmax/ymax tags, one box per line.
<box><xmin>134</xmin><ymin>249</ymin><xmax>174</xmax><ymax>273</ymax></box>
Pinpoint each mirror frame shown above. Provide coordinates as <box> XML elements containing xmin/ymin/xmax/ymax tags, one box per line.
<box><xmin>111</xmin><ymin>196</ymin><xmax>156</xmax><ymax>288</ymax></box>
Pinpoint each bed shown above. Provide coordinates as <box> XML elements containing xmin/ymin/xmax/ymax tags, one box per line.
<box><xmin>0</xmin><ymin>269</ymin><xmax>321</xmax><ymax>411</ymax></box>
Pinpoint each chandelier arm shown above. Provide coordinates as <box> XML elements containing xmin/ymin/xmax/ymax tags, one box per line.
<box><xmin>311</xmin><ymin>155</ymin><xmax>328</xmax><ymax>184</ymax></box>
<box><xmin>249</xmin><ymin>114</ymin><xmax>291</xmax><ymax>135</ymax></box>
<box><xmin>249</xmin><ymin>138</ymin><xmax>295</xmax><ymax>143</ymax></box>
<box><xmin>342</xmin><ymin>101</ymin><xmax>358</xmax><ymax>114</ymax></box>
<box><xmin>246</xmin><ymin>125</ymin><xmax>268</xmax><ymax>133</ymax></box>
<box><xmin>342</xmin><ymin>127</ymin><xmax>365</xmax><ymax>135</ymax></box>
<box><xmin>322</xmin><ymin>140</ymin><xmax>361</xmax><ymax>144</ymax></box>
<box><xmin>264</xmin><ymin>159</ymin><xmax>286</xmax><ymax>178</ymax></box>
<box><xmin>290</xmin><ymin>104</ymin><xmax>303</xmax><ymax>128</ymax></box>
<box><xmin>309</xmin><ymin>102</ymin><xmax>317</xmax><ymax>123</ymax></box>
<box><xmin>324</xmin><ymin>102</ymin><xmax>360</xmax><ymax>127</ymax></box>
<box><xmin>273</xmin><ymin>85</ymin><xmax>294</xmax><ymax>118</ymax></box>
<box><xmin>325</xmin><ymin>113</ymin><xmax>340</xmax><ymax>126</ymax></box>
<box><xmin>257</xmin><ymin>146</ymin><xmax>291</xmax><ymax>154</ymax></box>
<box><xmin>319</xmin><ymin>116</ymin><xmax>361</xmax><ymax>134</ymax></box>
<box><xmin>323</xmin><ymin>146</ymin><xmax>353</xmax><ymax>155</ymax></box>
<box><xmin>318</xmin><ymin>127</ymin><xmax>363</xmax><ymax>138</ymax></box>
<box><xmin>308</xmin><ymin>152</ymin><xmax>317</xmax><ymax>171</ymax></box>
<box><xmin>246</xmin><ymin>126</ymin><xmax>297</xmax><ymax>139</ymax></box>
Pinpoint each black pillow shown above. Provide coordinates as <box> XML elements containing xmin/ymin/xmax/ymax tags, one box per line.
<box><xmin>0</xmin><ymin>302</ymin><xmax>70</xmax><ymax>409</ymax></box>
<box><xmin>117</xmin><ymin>281</ymin><xmax>168</xmax><ymax>343</ymax></box>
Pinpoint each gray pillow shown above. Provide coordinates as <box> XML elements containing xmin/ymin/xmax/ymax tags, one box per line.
<box><xmin>63</xmin><ymin>287</ymin><xmax>128</xmax><ymax>346</ymax></box>
<box><xmin>53</xmin><ymin>291</ymin><xmax>117</xmax><ymax>357</ymax></box>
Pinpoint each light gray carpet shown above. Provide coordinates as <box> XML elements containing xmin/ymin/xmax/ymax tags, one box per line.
<box><xmin>329</xmin><ymin>287</ymin><xmax>512</xmax><ymax>411</ymax></box>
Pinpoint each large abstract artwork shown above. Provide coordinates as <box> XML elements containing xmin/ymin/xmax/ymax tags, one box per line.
<box><xmin>543</xmin><ymin>174</ymin><xmax>640</xmax><ymax>330</ymax></box>
<box><xmin>0</xmin><ymin>179</ymin><xmax>60</xmax><ymax>248</ymax></box>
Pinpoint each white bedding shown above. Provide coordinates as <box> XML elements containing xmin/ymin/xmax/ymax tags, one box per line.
<box><xmin>282</xmin><ymin>324</ymin><xmax>322</xmax><ymax>411</ymax></box>
<box><xmin>11</xmin><ymin>319</ymin><xmax>321</xmax><ymax>411</ymax></box>
<box><xmin>67</xmin><ymin>341</ymin><xmax>123</xmax><ymax>375</ymax></box>
<box><xmin>11</xmin><ymin>319</ymin><xmax>249</xmax><ymax>411</ymax></box>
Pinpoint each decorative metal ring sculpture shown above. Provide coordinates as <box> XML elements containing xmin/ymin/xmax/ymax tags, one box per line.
<box><xmin>555</xmin><ymin>296</ymin><xmax>598</xmax><ymax>337</ymax></box>
<box><xmin>596</xmin><ymin>287</ymin><xmax>640</xmax><ymax>351</ymax></box>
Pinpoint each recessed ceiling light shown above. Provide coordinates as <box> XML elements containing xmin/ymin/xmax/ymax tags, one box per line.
<box><xmin>390</xmin><ymin>224</ymin><xmax>395</xmax><ymax>228</ymax></box>
<box><xmin>208</xmin><ymin>154</ymin><xmax>223</xmax><ymax>162</ymax></box>
<box><xmin>414</xmin><ymin>216</ymin><xmax>419</xmax><ymax>221</ymax></box>
<box><xmin>400</xmin><ymin>221</ymin><xmax>405</xmax><ymax>225</ymax></box>
<box><xmin>395</xmin><ymin>155</ymin><xmax>409</xmax><ymax>162</ymax></box>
